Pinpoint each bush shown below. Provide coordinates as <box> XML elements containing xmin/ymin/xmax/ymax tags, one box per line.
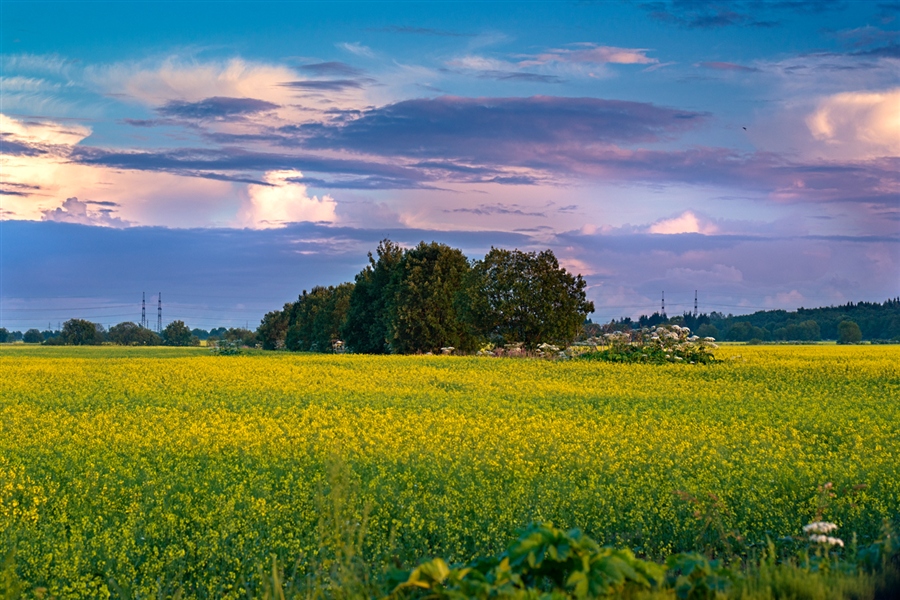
<box><xmin>577</xmin><ymin>324</ymin><xmax>718</xmax><ymax>364</ymax></box>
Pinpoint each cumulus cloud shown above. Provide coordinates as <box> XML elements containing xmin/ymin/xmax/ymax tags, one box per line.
<box><xmin>41</xmin><ymin>197</ymin><xmax>130</xmax><ymax>227</ymax></box>
<box><xmin>240</xmin><ymin>170</ymin><xmax>337</xmax><ymax>228</ymax></box>
<box><xmin>648</xmin><ymin>211</ymin><xmax>720</xmax><ymax>235</ymax></box>
<box><xmin>806</xmin><ymin>88</ymin><xmax>900</xmax><ymax>159</ymax></box>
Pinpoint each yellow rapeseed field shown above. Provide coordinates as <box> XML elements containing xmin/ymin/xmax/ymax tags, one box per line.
<box><xmin>0</xmin><ymin>345</ymin><xmax>898</xmax><ymax>598</ymax></box>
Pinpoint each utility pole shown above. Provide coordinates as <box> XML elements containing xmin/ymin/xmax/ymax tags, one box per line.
<box><xmin>694</xmin><ymin>290</ymin><xmax>698</xmax><ymax>318</ymax></box>
<box><xmin>157</xmin><ymin>293</ymin><xmax>162</xmax><ymax>334</ymax></box>
<box><xmin>661</xmin><ymin>291</ymin><xmax>665</xmax><ymax>315</ymax></box>
<box><xmin>141</xmin><ymin>292</ymin><xmax>146</xmax><ymax>328</ymax></box>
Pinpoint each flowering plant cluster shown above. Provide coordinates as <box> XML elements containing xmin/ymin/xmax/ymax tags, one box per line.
<box><xmin>576</xmin><ymin>324</ymin><xmax>719</xmax><ymax>364</ymax></box>
<box><xmin>804</xmin><ymin>521</ymin><xmax>845</xmax><ymax>548</ymax></box>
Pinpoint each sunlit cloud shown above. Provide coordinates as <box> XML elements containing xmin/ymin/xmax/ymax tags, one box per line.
<box><xmin>239</xmin><ymin>170</ymin><xmax>337</xmax><ymax>229</ymax></box>
<box><xmin>806</xmin><ymin>88</ymin><xmax>900</xmax><ymax>159</ymax></box>
<box><xmin>648</xmin><ymin>211</ymin><xmax>720</xmax><ymax>235</ymax></box>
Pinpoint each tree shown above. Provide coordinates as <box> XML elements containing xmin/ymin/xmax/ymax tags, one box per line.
<box><xmin>285</xmin><ymin>284</ymin><xmax>353</xmax><ymax>352</ymax></box>
<box><xmin>163</xmin><ymin>320</ymin><xmax>194</xmax><ymax>346</ymax></box>
<box><xmin>61</xmin><ymin>319</ymin><xmax>104</xmax><ymax>345</ymax></box>
<box><xmin>23</xmin><ymin>329</ymin><xmax>43</xmax><ymax>343</ymax></box>
<box><xmin>108</xmin><ymin>322</ymin><xmax>161</xmax><ymax>346</ymax></box>
<box><xmin>837</xmin><ymin>320</ymin><xmax>862</xmax><ymax>344</ymax></box>
<box><xmin>388</xmin><ymin>241</ymin><xmax>472</xmax><ymax>354</ymax></box>
<box><xmin>0</xmin><ymin>328</ymin><xmax>8</xmax><ymax>343</ymax></box>
<box><xmin>460</xmin><ymin>247</ymin><xmax>594</xmax><ymax>349</ymax></box>
<box><xmin>257</xmin><ymin>305</ymin><xmax>292</xmax><ymax>350</ymax></box>
<box><xmin>223</xmin><ymin>327</ymin><xmax>258</xmax><ymax>347</ymax></box>
<box><xmin>342</xmin><ymin>239</ymin><xmax>404</xmax><ymax>354</ymax></box>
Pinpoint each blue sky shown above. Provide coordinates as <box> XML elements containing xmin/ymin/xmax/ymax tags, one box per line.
<box><xmin>1</xmin><ymin>0</ymin><xmax>898</xmax><ymax>331</ymax></box>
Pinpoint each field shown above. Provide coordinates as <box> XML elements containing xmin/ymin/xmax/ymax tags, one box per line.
<box><xmin>1</xmin><ymin>345</ymin><xmax>898</xmax><ymax>598</ymax></box>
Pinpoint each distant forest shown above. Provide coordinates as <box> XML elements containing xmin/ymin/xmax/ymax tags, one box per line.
<box><xmin>602</xmin><ymin>298</ymin><xmax>900</xmax><ymax>342</ymax></box>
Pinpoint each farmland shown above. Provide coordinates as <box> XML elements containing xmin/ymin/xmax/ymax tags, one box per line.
<box><xmin>1</xmin><ymin>345</ymin><xmax>898</xmax><ymax>598</ymax></box>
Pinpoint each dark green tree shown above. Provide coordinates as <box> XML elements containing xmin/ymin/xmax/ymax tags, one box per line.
<box><xmin>388</xmin><ymin>241</ymin><xmax>473</xmax><ymax>354</ymax></box>
<box><xmin>460</xmin><ymin>247</ymin><xmax>594</xmax><ymax>349</ymax></box>
<box><xmin>257</xmin><ymin>305</ymin><xmax>292</xmax><ymax>350</ymax></box>
<box><xmin>285</xmin><ymin>283</ymin><xmax>353</xmax><ymax>352</ymax></box>
<box><xmin>837</xmin><ymin>320</ymin><xmax>862</xmax><ymax>344</ymax></box>
<box><xmin>108</xmin><ymin>322</ymin><xmax>161</xmax><ymax>345</ymax></box>
<box><xmin>23</xmin><ymin>329</ymin><xmax>43</xmax><ymax>343</ymax></box>
<box><xmin>223</xmin><ymin>327</ymin><xmax>258</xmax><ymax>347</ymax></box>
<box><xmin>342</xmin><ymin>239</ymin><xmax>404</xmax><ymax>353</ymax></box>
<box><xmin>62</xmin><ymin>319</ymin><xmax>104</xmax><ymax>345</ymax></box>
<box><xmin>0</xmin><ymin>328</ymin><xmax>9</xmax><ymax>343</ymax></box>
<box><xmin>162</xmin><ymin>320</ymin><xmax>194</xmax><ymax>346</ymax></box>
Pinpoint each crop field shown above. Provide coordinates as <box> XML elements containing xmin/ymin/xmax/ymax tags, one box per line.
<box><xmin>1</xmin><ymin>345</ymin><xmax>898</xmax><ymax>598</ymax></box>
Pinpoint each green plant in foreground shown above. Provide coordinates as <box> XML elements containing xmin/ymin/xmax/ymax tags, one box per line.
<box><xmin>390</xmin><ymin>523</ymin><xmax>666</xmax><ymax>598</ymax></box>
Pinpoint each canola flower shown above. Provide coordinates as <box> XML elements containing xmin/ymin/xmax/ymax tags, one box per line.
<box><xmin>0</xmin><ymin>344</ymin><xmax>898</xmax><ymax>598</ymax></box>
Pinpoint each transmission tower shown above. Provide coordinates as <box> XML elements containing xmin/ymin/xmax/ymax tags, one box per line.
<box><xmin>157</xmin><ymin>293</ymin><xmax>162</xmax><ymax>334</ymax></box>
<box><xmin>141</xmin><ymin>292</ymin><xmax>147</xmax><ymax>328</ymax></box>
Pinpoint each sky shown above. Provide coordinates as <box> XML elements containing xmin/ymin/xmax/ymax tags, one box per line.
<box><xmin>1</xmin><ymin>0</ymin><xmax>898</xmax><ymax>331</ymax></box>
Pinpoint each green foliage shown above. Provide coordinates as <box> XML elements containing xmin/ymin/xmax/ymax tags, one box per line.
<box><xmin>460</xmin><ymin>248</ymin><xmax>594</xmax><ymax>350</ymax></box>
<box><xmin>61</xmin><ymin>318</ymin><xmax>104</xmax><ymax>345</ymax></box>
<box><xmin>342</xmin><ymin>239</ymin><xmax>405</xmax><ymax>354</ymax></box>
<box><xmin>579</xmin><ymin>325</ymin><xmax>717</xmax><ymax>364</ymax></box>
<box><xmin>22</xmin><ymin>329</ymin><xmax>42</xmax><ymax>344</ymax></box>
<box><xmin>390</xmin><ymin>523</ymin><xmax>665</xmax><ymax>599</ymax></box>
<box><xmin>389</xmin><ymin>241</ymin><xmax>473</xmax><ymax>354</ymax></box>
<box><xmin>162</xmin><ymin>319</ymin><xmax>195</xmax><ymax>346</ymax></box>
<box><xmin>258</xmin><ymin>305</ymin><xmax>292</xmax><ymax>350</ymax></box>
<box><xmin>285</xmin><ymin>283</ymin><xmax>354</xmax><ymax>352</ymax></box>
<box><xmin>837</xmin><ymin>320</ymin><xmax>863</xmax><ymax>344</ymax></box>
<box><xmin>0</xmin><ymin>328</ymin><xmax>9</xmax><ymax>343</ymax></box>
<box><xmin>107</xmin><ymin>321</ymin><xmax>162</xmax><ymax>346</ymax></box>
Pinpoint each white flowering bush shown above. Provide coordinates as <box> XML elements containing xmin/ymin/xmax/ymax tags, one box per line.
<box><xmin>576</xmin><ymin>325</ymin><xmax>718</xmax><ymax>364</ymax></box>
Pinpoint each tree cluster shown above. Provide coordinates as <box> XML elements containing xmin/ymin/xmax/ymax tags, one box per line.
<box><xmin>602</xmin><ymin>298</ymin><xmax>900</xmax><ymax>343</ymax></box>
<box><xmin>260</xmin><ymin>240</ymin><xmax>594</xmax><ymax>354</ymax></box>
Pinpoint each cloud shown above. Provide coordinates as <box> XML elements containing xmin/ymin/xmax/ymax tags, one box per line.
<box><xmin>41</xmin><ymin>197</ymin><xmax>129</xmax><ymax>227</ymax></box>
<box><xmin>297</xmin><ymin>62</ymin><xmax>366</xmax><ymax>77</ymax></box>
<box><xmin>636</xmin><ymin>0</ymin><xmax>838</xmax><ymax>29</ymax></box>
<box><xmin>239</xmin><ymin>170</ymin><xmax>337</xmax><ymax>228</ymax></box>
<box><xmin>665</xmin><ymin>264</ymin><xmax>744</xmax><ymax>283</ymax></box>
<box><xmin>806</xmin><ymin>88</ymin><xmax>900</xmax><ymax>159</ymax></box>
<box><xmin>302</xmin><ymin>95</ymin><xmax>708</xmax><ymax>160</ymax></box>
<box><xmin>157</xmin><ymin>96</ymin><xmax>280</xmax><ymax>120</ymax></box>
<box><xmin>280</xmin><ymin>79</ymin><xmax>367</xmax><ymax>91</ymax></box>
<box><xmin>648</xmin><ymin>211</ymin><xmax>720</xmax><ymax>235</ymax></box>
<box><xmin>698</xmin><ymin>61</ymin><xmax>761</xmax><ymax>72</ymax></box>
<box><xmin>517</xmin><ymin>44</ymin><xmax>658</xmax><ymax>67</ymax></box>
<box><xmin>337</xmin><ymin>42</ymin><xmax>375</xmax><ymax>58</ymax></box>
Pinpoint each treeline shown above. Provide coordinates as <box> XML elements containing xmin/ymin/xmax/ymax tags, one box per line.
<box><xmin>258</xmin><ymin>240</ymin><xmax>594</xmax><ymax>354</ymax></box>
<box><xmin>0</xmin><ymin>320</ymin><xmax>256</xmax><ymax>347</ymax></box>
<box><xmin>604</xmin><ymin>298</ymin><xmax>900</xmax><ymax>342</ymax></box>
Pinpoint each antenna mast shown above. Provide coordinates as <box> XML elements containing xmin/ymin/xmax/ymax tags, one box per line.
<box><xmin>694</xmin><ymin>290</ymin><xmax>698</xmax><ymax>317</ymax></box>
<box><xmin>157</xmin><ymin>293</ymin><xmax>162</xmax><ymax>334</ymax></box>
<box><xmin>141</xmin><ymin>292</ymin><xmax>147</xmax><ymax>328</ymax></box>
<box><xmin>661</xmin><ymin>291</ymin><xmax>665</xmax><ymax>314</ymax></box>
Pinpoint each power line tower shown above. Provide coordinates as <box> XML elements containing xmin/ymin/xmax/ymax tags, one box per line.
<box><xmin>694</xmin><ymin>290</ymin><xmax>698</xmax><ymax>317</ymax></box>
<box><xmin>661</xmin><ymin>291</ymin><xmax>665</xmax><ymax>314</ymax></box>
<box><xmin>157</xmin><ymin>293</ymin><xmax>162</xmax><ymax>334</ymax></box>
<box><xmin>141</xmin><ymin>292</ymin><xmax>147</xmax><ymax>328</ymax></box>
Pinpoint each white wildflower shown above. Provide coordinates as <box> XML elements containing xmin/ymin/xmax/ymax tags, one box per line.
<box><xmin>803</xmin><ymin>521</ymin><xmax>839</xmax><ymax>534</ymax></box>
